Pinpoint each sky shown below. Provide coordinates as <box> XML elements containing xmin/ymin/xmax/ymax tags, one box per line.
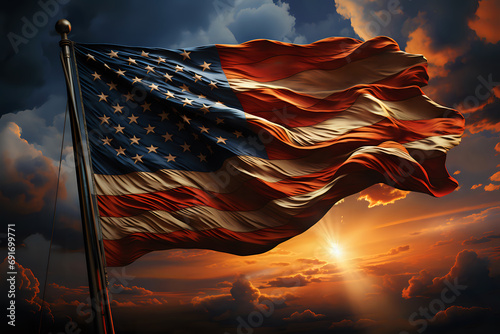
<box><xmin>0</xmin><ymin>0</ymin><xmax>500</xmax><ymax>333</ymax></box>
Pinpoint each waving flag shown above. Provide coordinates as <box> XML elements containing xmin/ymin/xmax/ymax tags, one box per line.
<box><xmin>74</xmin><ymin>36</ymin><xmax>464</xmax><ymax>267</ymax></box>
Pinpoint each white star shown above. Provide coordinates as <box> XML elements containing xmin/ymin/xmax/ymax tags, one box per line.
<box><xmin>197</xmin><ymin>153</ymin><xmax>207</xmax><ymax>162</ymax></box>
<box><xmin>200</xmin><ymin>61</ymin><xmax>211</xmax><ymax>71</ymax></box>
<box><xmin>215</xmin><ymin>117</ymin><xmax>224</xmax><ymax>124</ymax></box>
<box><xmin>145</xmin><ymin>65</ymin><xmax>155</xmax><ymax>73</ymax></box>
<box><xmin>97</xmin><ymin>92</ymin><xmax>108</xmax><ymax>102</ymax></box>
<box><xmin>91</xmin><ymin>72</ymin><xmax>101</xmax><ymax>80</ymax></box>
<box><xmin>128</xmin><ymin>114</ymin><xmax>139</xmax><ymax>124</ymax></box>
<box><xmin>86</xmin><ymin>54</ymin><xmax>95</xmax><ymax>61</ymax></box>
<box><xmin>216</xmin><ymin>136</ymin><xmax>227</xmax><ymax>144</ymax></box>
<box><xmin>181</xmin><ymin>115</ymin><xmax>191</xmax><ymax>123</ymax></box>
<box><xmin>98</xmin><ymin>114</ymin><xmax>110</xmax><ymax>124</ymax></box>
<box><xmin>157</xmin><ymin>56</ymin><xmax>166</xmax><ymax>64</ymax></box>
<box><xmin>208</xmin><ymin>81</ymin><xmax>218</xmax><ymax>90</ymax></box>
<box><xmin>233</xmin><ymin>130</ymin><xmax>243</xmax><ymax>138</ymax></box>
<box><xmin>158</xmin><ymin>111</ymin><xmax>169</xmax><ymax>121</ymax></box>
<box><xmin>108</xmin><ymin>50</ymin><xmax>119</xmax><ymax>58</ymax></box>
<box><xmin>182</xmin><ymin>98</ymin><xmax>193</xmax><ymax>106</ymax></box>
<box><xmin>132</xmin><ymin>77</ymin><xmax>143</xmax><ymax>84</ymax></box>
<box><xmin>127</xmin><ymin>57</ymin><xmax>137</xmax><ymax>65</ymax></box>
<box><xmin>198</xmin><ymin>94</ymin><xmax>206</xmax><ymax>99</ymax></box>
<box><xmin>144</xmin><ymin>124</ymin><xmax>155</xmax><ymax>134</ymax></box>
<box><xmin>115</xmin><ymin>146</ymin><xmax>126</xmax><ymax>156</ymax></box>
<box><xmin>164</xmin><ymin>72</ymin><xmax>173</xmax><ymax>82</ymax></box>
<box><xmin>164</xmin><ymin>91</ymin><xmax>174</xmax><ymax>99</ymax></box>
<box><xmin>114</xmin><ymin>124</ymin><xmax>125</xmax><ymax>133</ymax></box>
<box><xmin>162</xmin><ymin>132</ymin><xmax>173</xmax><ymax>142</ymax></box>
<box><xmin>116</xmin><ymin>69</ymin><xmax>126</xmax><ymax>76</ymax></box>
<box><xmin>129</xmin><ymin>135</ymin><xmax>141</xmax><ymax>145</ymax></box>
<box><xmin>131</xmin><ymin>154</ymin><xmax>143</xmax><ymax>164</ymax></box>
<box><xmin>165</xmin><ymin>154</ymin><xmax>176</xmax><ymax>162</ymax></box>
<box><xmin>141</xmin><ymin>101</ymin><xmax>151</xmax><ymax>112</ymax></box>
<box><xmin>176</xmin><ymin>122</ymin><xmax>185</xmax><ymax>131</ymax></box>
<box><xmin>146</xmin><ymin>145</ymin><xmax>159</xmax><ymax>153</ymax></box>
<box><xmin>175</xmin><ymin>65</ymin><xmax>183</xmax><ymax>72</ymax></box>
<box><xmin>193</xmin><ymin>74</ymin><xmax>202</xmax><ymax>82</ymax></box>
<box><xmin>149</xmin><ymin>83</ymin><xmax>159</xmax><ymax>92</ymax></box>
<box><xmin>180</xmin><ymin>50</ymin><xmax>191</xmax><ymax>60</ymax></box>
<box><xmin>112</xmin><ymin>104</ymin><xmax>124</xmax><ymax>113</ymax></box>
<box><xmin>180</xmin><ymin>142</ymin><xmax>191</xmax><ymax>152</ymax></box>
<box><xmin>199</xmin><ymin>125</ymin><xmax>209</xmax><ymax>133</ymax></box>
<box><xmin>141</xmin><ymin>50</ymin><xmax>149</xmax><ymax>57</ymax></box>
<box><xmin>101</xmin><ymin>137</ymin><xmax>113</xmax><ymax>145</ymax></box>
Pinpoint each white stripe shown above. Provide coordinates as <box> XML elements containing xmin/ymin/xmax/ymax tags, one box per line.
<box><xmin>403</xmin><ymin>135</ymin><xmax>462</xmax><ymax>152</ymax></box>
<box><xmin>245</xmin><ymin>94</ymin><xmax>455</xmax><ymax>147</ymax></box>
<box><xmin>227</xmin><ymin>51</ymin><xmax>426</xmax><ymax>98</ymax></box>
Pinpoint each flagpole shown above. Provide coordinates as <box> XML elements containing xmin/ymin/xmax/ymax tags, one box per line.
<box><xmin>55</xmin><ymin>19</ymin><xmax>115</xmax><ymax>334</ymax></box>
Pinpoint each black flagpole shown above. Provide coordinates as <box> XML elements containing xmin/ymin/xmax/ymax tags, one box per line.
<box><xmin>55</xmin><ymin>19</ymin><xmax>115</xmax><ymax>334</ymax></box>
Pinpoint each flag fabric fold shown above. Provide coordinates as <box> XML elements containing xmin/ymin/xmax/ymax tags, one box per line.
<box><xmin>73</xmin><ymin>36</ymin><xmax>464</xmax><ymax>266</ymax></box>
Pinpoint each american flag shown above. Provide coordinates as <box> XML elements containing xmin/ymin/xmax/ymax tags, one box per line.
<box><xmin>74</xmin><ymin>36</ymin><xmax>464</xmax><ymax>267</ymax></box>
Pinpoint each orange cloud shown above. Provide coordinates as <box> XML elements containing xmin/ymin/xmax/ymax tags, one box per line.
<box><xmin>469</xmin><ymin>0</ymin><xmax>500</xmax><ymax>44</ymax></box>
<box><xmin>358</xmin><ymin>184</ymin><xmax>410</xmax><ymax>208</ymax></box>
<box><xmin>495</xmin><ymin>143</ymin><xmax>500</xmax><ymax>153</ymax></box>
<box><xmin>406</xmin><ymin>23</ymin><xmax>467</xmax><ymax>78</ymax></box>
<box><xmin>490</xmin><ymin>171</ymin><xmax>500</xmax><ymax>182</ymax></box>
<box><xmin>453</xmin><ymin>170</ymin><xmax>461</xmax><ymax>175</ymax></box>
<box><xmin>466</xmin><ymin>119</ymin><xmax>500</xmax><ymax>134</ymax></box>
<box><xmin>471</xmin><ymin>184</ymin><xmax>483</xmax><ymax>190</ymax></box>
<box><xmin>484</xmin><ymin>183</ymin><xmax>500</xmax><ymax>191</ymax></box>
<box><xmin>283</xmin><ymin>309</ymin><xmax>325</xmax><ymax>322</ymax></box>
<box><xmin>0</xmin><ymin>122</ymin><xmax>67</xmax><ymax>214</ymax></box>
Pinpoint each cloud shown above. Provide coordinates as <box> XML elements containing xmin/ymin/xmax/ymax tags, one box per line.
<box><xmin>491</xmin><ymin>171</ymin><xmax>500</xmax><ymax>182</ymax></box>
<box><xmin>405</xmin><ymin>21</ymin><xmax>468</xmax><ymax>78</ymax></box>
<box><xmin>402</xmin><ymin>250</ymin><xmax>496</xmax><ymax>299</ymax></box>
<box><xmin>468</xmin><ymin>0</ymin><xmax>500</xmax><ymax>44</ymax></box>
<box><xmin>471</xmin><ymin>184</ymin><xmax>483</xmax><ymax>189</ymax></box>
<box><xmin>462</xmin><ymin>234</ymin><xmax>500</xmax><ymax>245</ymax></box>
<box><xmin>329</xmin><ymin>318</ymin><xmax>377</xmax><ymax>331</ymax></box>
<box><xmin>0</xmin><ymin>121</ymin><xmax>66</xmax><ymax>215</ymax></box>
<box><xmin>358</xmin><ymin>184</ymin><xmax>410</xmax><ymax>208</ymax></box>
<box><xmin>283</xmin><ymin>309</ymin><xmax>325</xmax><ymax>322</ymax></box>
<box><xmin>453</xmin><ymin>170</ymin><xmax>461</xmax><ymax>175</ymax></box>
<box><xmin>495</xmin><ymin>142</ymin><xmax>500</xmax><ymax>153</ymax></box>
<box><xmin>362</xmin><ymin>261</ymin><xmax>409</xmax><ymax>276</ymax></box>
<box><xmin>484</xmin><ymin>183</ymin><xmax>500</xmax><ymax>191</ymax></box>
<box><xmin>387</xmin><ymin>245</ymin><xmax>410</xmax><ymax>256</ymax></box>
<box><xmin>230</xmin><ymin>276</ymin><xmax>260</xmax><ymax>303</ymax></box>
<box><xmin>432</xmin><ymin>239</ymin><xmax>454</xmax><ymax>248</ymax></box>
<box><xmin>427</xmin><ymin>306</ymin><xmax>497</xmax><ymax>332</ymax></box>
<box><xmin>264</xmin><ymin>274</ymin><xmax>312</xmax><ymax>288</ymax></box>
<box><xmin>296</xmin><ymin>258</ymin><xmax>327</xmax><ymax>266</ymax></box>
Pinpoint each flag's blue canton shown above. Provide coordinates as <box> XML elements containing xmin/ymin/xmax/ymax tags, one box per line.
<box><xmin>74</xmin><ymin>44</ymin><xmax>268</xmax><ymax>175</ymax></box>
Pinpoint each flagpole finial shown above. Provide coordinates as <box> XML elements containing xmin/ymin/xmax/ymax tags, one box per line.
<box><xmin>55</xmin><ymin>19</ymin><xmax>71</xmax><ymax>39</ymax></box>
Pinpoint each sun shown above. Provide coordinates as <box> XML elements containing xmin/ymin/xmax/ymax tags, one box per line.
<box><xmin>330</xmin><ymin>243</ymin><xmax>343</xmax><ymax>258</ymax></box>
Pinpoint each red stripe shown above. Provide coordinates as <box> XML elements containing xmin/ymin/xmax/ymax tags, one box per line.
<box><xmin>102</xmin><ymin>149</ymin><xmax>457</xmax><ymax>267</ymax></box>
<box><xmin>236</xmin><ymin>79</ymin><xmax>428</xmax><ymax>128</ymax></box>
<box><xmin>217</xmin><ymin>36</ymin><xmax>400</xmax><ymax>81</ymax></box>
